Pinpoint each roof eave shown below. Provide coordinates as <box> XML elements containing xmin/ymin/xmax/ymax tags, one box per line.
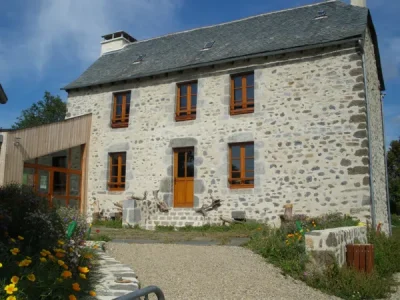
<box><xmin>62</xmin><ymin>36</ymin><xmax>363</xmax><ymax>92</ymax></box>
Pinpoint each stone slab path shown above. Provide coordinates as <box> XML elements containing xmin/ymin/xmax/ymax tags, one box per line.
<box><xmin>95</xmin><ymin>250</ymin><xmax>140</xmax><ymax>300</ymax></box>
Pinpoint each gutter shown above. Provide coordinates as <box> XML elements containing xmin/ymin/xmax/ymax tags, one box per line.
<box><xmin>359</xmin><ymin>39</ymin><xmax>376</xmax><ymax>229</ymax></box>
<box><xmin>63</xmin><ymin>36</ymin><xmax>362</xmax><ymax>91</ymax></box>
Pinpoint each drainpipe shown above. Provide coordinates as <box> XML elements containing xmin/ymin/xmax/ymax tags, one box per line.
<box><xmin>381</xmin><ymin>92</ymin><xmax>392</xmax><ymax>235</ymax></box>
<box><xmin>359</xmin><ymin>39</ymin><xmax>376</xmax><ymax>229</ymax></box>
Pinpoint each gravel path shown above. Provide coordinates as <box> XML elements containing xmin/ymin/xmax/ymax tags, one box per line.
<box><xmin>106</xmin><ymin>243</ymin><xmax>339</xmax><ymax>300</ymax></box>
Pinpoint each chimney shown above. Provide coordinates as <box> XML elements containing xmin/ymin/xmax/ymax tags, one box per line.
<box><xmin>100</xmin><ymin>31</ymin><xmax>136</xmax><ymax>55</ymax></box>
<box><xmin>350</xmin><ymin>0</ymin><xmax>367</xmax><ymax>7</ymax></box>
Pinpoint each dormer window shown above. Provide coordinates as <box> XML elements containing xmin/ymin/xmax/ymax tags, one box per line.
<box><xmin>111</xmin><ymin>91</ymin><xmax>131</xmax><ymax>128</ymax></box>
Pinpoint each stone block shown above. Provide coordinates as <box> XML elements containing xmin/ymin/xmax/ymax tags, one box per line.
<box><xmin>169</xmin><ymin>138</ymin><xmax>198</xmax><ymax>148</ymax></box>
<box><xmin>232</xmin><ymin>211</ymin><xmax>246</xmax><ymax>220</ymax></box>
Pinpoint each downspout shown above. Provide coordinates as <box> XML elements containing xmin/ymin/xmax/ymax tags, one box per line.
<box><xmin>359</xmin><ymin>39</ymin><xmax>376</xmax><ymax>229</ymax></box>
<box><xmin>381</xmin><ymin>92</ymin><xmax>392</xmax><ymax>235</ymax></box>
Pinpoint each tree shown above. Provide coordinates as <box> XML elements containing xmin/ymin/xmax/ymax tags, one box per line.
<box><xmin>12</xmin><ymin>91</ymin><xmax>67</xmax><ymax>129</ymax></box>
<box><xmin>387</xmin><ymin>138</ymin><xmax>400</xmax><ymax>215</ymax></box>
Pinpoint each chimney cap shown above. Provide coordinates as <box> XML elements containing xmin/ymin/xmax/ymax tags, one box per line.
<box><xmin>350</xmin><ymin>0</ymin><xmax>367</xmax><ymax>7</ymax></box>
<box><xmin>102</xmin><ymin>31</ymin><xmax>137</xmax><ymax>43</ymax></box>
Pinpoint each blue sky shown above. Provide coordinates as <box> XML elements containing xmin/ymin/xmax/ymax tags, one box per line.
<box><xmin>0</xmin><ymin>0</ymin><xmax>399</xmax><ymax>146</ymax></box>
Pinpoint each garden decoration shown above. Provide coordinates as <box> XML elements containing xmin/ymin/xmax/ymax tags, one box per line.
<box><xmin>295</xmin><ymin>220</ymin><xmax>305</xmax><ymax>236</ymax></box>
<box><xmin>87</xmin><ymin>223</ymin><xmax>92</xmax><ymax>239</ymax></box>
<box><xmin>66</xmin><ymin>220</ymin><xmax>77</xmax><ymax>239</ymax></box>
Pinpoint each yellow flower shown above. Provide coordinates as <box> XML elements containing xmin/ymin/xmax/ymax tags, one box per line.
<box><xmin>0</xmin><ymin>262</ymin><xmax>2</xmax><ymax>268</ymax></box>
<box><xmin>57</xmin><ymin>240</ymin><xmax>65</xmax><ymax>245</ymax></box>
<box><xmin>17</xmin><ymin>236</ymin><xmax>24</xmax><ymax>240</ymax></box>
<box><xmin>78</xmin><ymin>266</ymin><xmax>90</xmax><ymax>273</ymax></box>
<box><xmin>79</xmin><ymin>273</ymin><xmax>86</xmax><ymax>279</ymax></box>
<box><xmin>72</xmin><ymin>282</ymin><xmax>81</xmax><ymax>292</ymax></box>
<box><xmin>57</xmin><ymin>278</ymin><xmax>63</xmax><ymax>283</ymax></box>
<box><xmin>25</xmin><ymin>256</ymin><xmax>31</xmax><ymax>259</ymax></box>
<box><xmin>4</xmin><ymin>283</ymin><xmax>18</xmax><ymax>294</ymax></box>
<box><xmin>61</xmin><ymin>270</ymin><xmax>72</xmax><ymax>279</ymax></box>
<box><xmin>7</xmin><ymin>296</ymin><xmax>16</xmax><ymax>300</ymax></box>
<box><xmin>69</xmin><ymin>295</ymin><xmax>77</xmax><ymax>300</ymax></box>
<box><xmin>48</xmin><ymin>255</ymin><xmax>56</xmax><ymax>262</ymax></box>
<box><xmin>55</xmin><ymin>252</ymin><xmax>65</xmax><ymax>258</ymax></box>
<box><xmin>10</xmin><ymin>248</ymin><xmax>20</xmax><ymax>255</ymax></box>
<box><xmin>19</xmin><ymin>259</ymin><xmax>32</xmax><ymax>267</ymax></box>
<box><xmin>10</xmin><ymin>276</ymin><xmax>19</xmax><ymax>284</ymax></box>
<box><xmin>84</xmin><ymin>254</ymin><xmax>93</xmax><ymax>259</ymax></box>
<box><xmin>287</xmin><ymin>234</ymin><xmax>294</xmax><ymax>238</ymax></box>
<box><xmin>62</xmin><ymin>264</ymin><xmax>69</xmax><ymax>270</ymax></box>
<box><xmin>40</xmin><ymin>257</ymin><xmax>47</xmax><ymax>263</ymax></box>
<box><xmin>93</xmin><ymin>245</ymin><xmax>99</xmax><ymax>249</ymax></box>
<box><xmin>40</xmin><ymin>251</ymin><xmax>47</xmax><ymax>257</ymax></box>
<box><xmin>69</xmin><ymin>247</ymin><xmax>74</xmax><ymax>253</ymax></box>
<box><xmin>27</xmin><ymin>274</ymin><xmax>36</xmax><ymax>282</ymax></box>
<box><xmin>54</xmin><ymin>248</ymin><xmax>66</xmax><ymax>253</ymax></box>
<box><xmin>57</xmin><ymin>260</ymin><xmax>65</xmax><ymax>266</ymax></box>
<box><xmin>10</xmin><ymin>238</ymin><xmax>16</xmax><ymax>243</ymax></box>
<box><xmin>89</xmin><ymin>290</ymin><xmax>96</xmax><ymax>296</ymax></box>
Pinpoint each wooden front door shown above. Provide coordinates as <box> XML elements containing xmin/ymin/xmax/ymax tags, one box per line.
<box><xmin>173</xmin><ymin>148</ymin><xmax>194</xmax><ymax>207</ymax></box>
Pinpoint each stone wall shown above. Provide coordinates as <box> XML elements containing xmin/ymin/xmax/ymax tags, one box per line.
<box><xmin>66</xmin><ymin>42</ymin><xmax>377</xmax><ymax>229</ymax></box>
<box><xmin>363</xmin><ymin>28</ymin><xmax>390</xmax><ymax>233</ymax></box>
<box><xmin>305</xmin><ymin>226</ymin><xmax>367</xmax><ymax>267</ymax></box>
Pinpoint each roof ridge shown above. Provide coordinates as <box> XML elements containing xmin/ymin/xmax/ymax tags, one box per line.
<box><xmin>104</xmin><ymin>0</ymin><xmax>341</xmax><ymax>55</ymax></box>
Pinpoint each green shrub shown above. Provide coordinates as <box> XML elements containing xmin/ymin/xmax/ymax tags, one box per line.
<box><xmin>178</xmin><ymin>222</ymin><xmax>263</xmax><ymax>233</ymax></box>
<box><xmin>306</xmin><ymin>265</ymin><xmax>392</xmax><ymax>300</ymax></box>
<box><xmin>155</xmin><ymin>225</ymin><xmax>175</xmax><ymax>232</ymax></box>
<box><xmin>0</xmin><ymin>184</ymin><xmax>100</xmax><ymax>299</ymax></box>
<box><xmin>92</xmin><ymin>219</ymin><xmax>123</xmax><ymax>228</ymax></box>
<box><xmin>57</xmin><ymin>207</ymin><xmax>89</xmax><ymax>244</ymax></box>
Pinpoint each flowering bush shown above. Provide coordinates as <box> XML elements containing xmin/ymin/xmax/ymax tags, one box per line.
<box><xmin>57</xmin><ymin>207</ymin><xmax>89</xmax><ymax>245</ymax></box>
<box><xmin>0</xmin><ymin>185</ymin><xmax>100</xmax><ymax>299</ymax></box>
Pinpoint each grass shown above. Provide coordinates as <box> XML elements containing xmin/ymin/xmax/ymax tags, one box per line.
<box><xmin>92</xmin><ymin>219</ymin><xmax>123</xmax><ymax>228</ymax></box>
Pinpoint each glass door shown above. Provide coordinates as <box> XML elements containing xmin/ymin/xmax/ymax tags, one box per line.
<box><xmin>37</xmin><ymin>169</ymin><xmax>51</xmax><ymax>204</ymax></box>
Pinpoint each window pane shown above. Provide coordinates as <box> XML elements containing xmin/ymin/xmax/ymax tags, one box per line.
<box><xmin>116</xmin><ymin>105</ymin><xmax>122</xmax><ymax>116</ymax></box>
<box><xmin>247</xmin><ymin>87</ymin><xmax>254</xmax><ymax>99</ymax></box>
<box><xmin>245</xmin><ymin>144</ymin><xmax>254</xmax><ymax>157</ymax></box>
<box><xmin>69</xmin><ymin>174</ymin><xmax>80</xmax><ymax>196</ymax></box>
<box><xmin>111</xmin><ymin>176</ymin><xmax>118</xmax><ymax>183</ymax></box>
<box><xmin>112</xmin><ymin>166</ymin><xmax>118</xmax><ymax>177</ymax></box>
<box><xmin>112</xmin><ymin>155</ymin><xmax>118</xmax><ymax>165</ymax></box>
<box><xmin>186</xmin><ymin>150</ymin><xmax>194</xmax><ymax>177</ymax></box>
<box><xmin>245</xmin><ymin>171</ymin><xmax>254</xmax><ymax>178</ymax></box>
<box><xmin>53</xmin><ymin>172</ymin><xmax>66</xmax><ymax>195</ymax></box>
<box><xmin>244</xmin><ymin>180</ymin><xmax>254</xmax><ymax>185</ymax></box>
<box><xmin>126</xmin><ymin>103</ymin><xmax>130</xmax><ymax>116</ymax></box>
<box><xmin>23</xmin><ymin>168</ymin><xmax>35</xmax><ymax>187</ymax></box>
<box><xmin>191</xmin><ymin>83</ymin><xmax>197</xmax><ymax>95</ymax></box>
<box><xmin>231</xmin><ymin>146</ymin><xmax>240</xmax><ymax>158</ymax></box>
<box><xmin>232</xmin><ymin>159</ymin><xmax>240</xmax><ymax>172</ymax></box>
<box><xmin>245</xmin><ymin>159</ymin><xmax>254</xmax><ymax>171</ymax></box>
<box><xmin>116</xmin><ymin>94</ymin><xmax>123</xmax><ymax>105</ymax></box>
<box><xmin>177</xmin><ymin>152</ymin><xmax>185</xmax><ymax>177</ymax></box>
<box><xmin>233</xmin><ymin>76</ymin><xmax>242</xmax><ymax>88</ymax></box>
<box><xmin>69</xmin><ymin>199</ymin><xmax>79</xmax><ymax>209</ymax></box>
<box><xmin>126</xmin><ymin>93</ymin><xmax>131</xmax><ymax>104</ymax></box>
<box><xmin>180</xmin><ymin>96</ymin><xmax>187</xmax><ymax>109</ymax></box>
<box><xmin>121</xmin><ymin>153</ymin><xmax>126</xmax><ymax>163</ymax></box>
<box><xmin>247</xmin><ymin>102</ymin><xmax>254</xmax><ymax>108</ymax></box>
<box><xmin>232</xmin><ymin>172</ymin><xmax>240</xmax><ymax>178</ymax></box>
<box><xmin>246</xmin><ymin>73</ymin><xmax>254</xmax><ymax>86</ymax></box>
<box><xmin>180</xmin><ymin>85</ymin><xmax>188</xmax><ymax>96</ymax></box>
<box><xmin>53</xmin><ymin>198</ymin><xmax>67</xmax><ymax>208</ymax></box>
<box><xmin>38</xmin><ymin>170</ymin><xmax>49</xmax><ymax>193</ymax></box>
<box><xmin>191</xmin><ymin>95</ymin><xmax>197</xmax><ymax>108</ymax></box>
<box><xmin>234</xmin><ymin>90</ymin><xmax>242</xmax><ymax>102</ymax></box>
<box><xmin>121</xmin><ymin>165</ymin><xmax>126</xmax><ymax>177</ymax></box>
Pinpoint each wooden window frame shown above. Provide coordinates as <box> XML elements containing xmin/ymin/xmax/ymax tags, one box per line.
<box><xmin>230</xmin><ymin>72</ymin><xmax>254</xmax><ymax>115</ymax></box>
<box><xmin>111</xmin><ymin>91</ymin><xmax>131</xmax><ymax>128</ymax></box>
<box><xmin>228</xmin><ymin>142</ymin><xmax>254</xmax><ymax>189</ymax></box>
<box><xmin>176</xmin><ymin>81</ymin><xmax>197</xmax><ymax>121</ymax></box>
<box><xmin>108</xmin><ymin>152</ymin><xmax>126</xmax><ymax>191</ymax></box>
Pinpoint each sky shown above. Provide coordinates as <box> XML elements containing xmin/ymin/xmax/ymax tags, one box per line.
<box><xmin>0</xmin><ymin>0</ymin><xmax>399</xmax><ymax>147</ymax></box>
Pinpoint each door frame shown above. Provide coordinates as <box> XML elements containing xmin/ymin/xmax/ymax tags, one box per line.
<box><xmin>173</xmin><ymin>147</ymin><xmax>194</xmax><ymax>208</ymax></box>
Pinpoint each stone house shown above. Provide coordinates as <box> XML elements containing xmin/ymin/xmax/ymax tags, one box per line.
<box><xmin>63</xmin><ymin>0</ymin><xmax>390</xmax><ymax>232</ymax></box>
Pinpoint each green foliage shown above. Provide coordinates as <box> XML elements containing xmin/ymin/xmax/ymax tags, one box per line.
<box><xmin>57</xmin><ymin>207</ymin><xmax>89</xmax><ymax>244</ymax></box>
<box><xmin>88</xmin><ymin>234</ymin><xmax>112</xmax><ymax>242</ymax></box>
<box><xmin>92</xmin><ymin>219</ymin><xmax>123</xmax><ymax>228</ymax></box>
<box><xmin>388</xmin><ymin>138</ymin><xmax>400</xmax><ymax>214</ymax></box>
<box><xmin>12</xmin><ymin>91</ymin><xmax>67</xmax><ymax>129</ymax></box>
<box><xmin>0</xmin><ymin>184</ymin><xmax>99</xmax><ymax>299</ymax></box>
<box><xmin>155</xmin><ymin>225</ymin><xmax>175</xmax><ymax>232</ymax></box>
<box><xmin>306</xmin><ymin>265</ymin><xmax>392</xmax><ymax>300</ymax></box>
<box><xmin>368</xmin><ymin>230</ymin><xmax>400</xmax><ymax>277</ymax></box>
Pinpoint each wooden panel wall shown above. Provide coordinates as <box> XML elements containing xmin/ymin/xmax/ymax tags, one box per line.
<box><xmin>3</xmin><ymin>114</ymin><xmax>92</xmax><ymax>184</ymax></box>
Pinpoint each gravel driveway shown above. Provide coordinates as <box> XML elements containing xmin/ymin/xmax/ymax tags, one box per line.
<box><xmin>106</xmin><ymin>243</ymin><xmax>338</xmax><ymax>300</ymax></box>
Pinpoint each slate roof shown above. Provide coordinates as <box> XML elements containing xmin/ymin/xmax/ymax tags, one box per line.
<box><xmin>64</xmin><ymin>1</ymin><xmax>379</xmax><ymax>91</ymax></box>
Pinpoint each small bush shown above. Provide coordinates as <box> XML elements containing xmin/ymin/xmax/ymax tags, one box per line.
<box><xmin>57</xmin><ymin>207</ymin><xmax>89</xmax><ymax>244</ymax></box>
<box><xmin>92</xmin><ymin>219</ymin><xmax>123</xmax><ymax>228</ymax></box>
<box><xmin>306</xmin><ymin>265</ymin><xmax>392</xmax><ymax>300</ymax></box>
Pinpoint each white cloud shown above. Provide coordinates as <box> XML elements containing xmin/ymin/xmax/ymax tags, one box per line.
<box><xmin>0</xmin><ymin>0</ymin><xmax>182</xmax><ymax>82</ymax></box>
